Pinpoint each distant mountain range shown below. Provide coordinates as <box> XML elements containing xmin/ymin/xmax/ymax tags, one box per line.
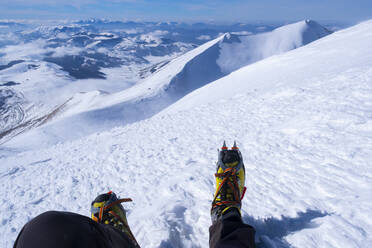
<box><xmin>1</xmin><ymin>19</ymin><xmax>287</xmax><ymax>144</ymax></box>
<box><xmin>0</xmin><ymin>20</ymin><xmax>333</xmax><ymax>148</ymax></box>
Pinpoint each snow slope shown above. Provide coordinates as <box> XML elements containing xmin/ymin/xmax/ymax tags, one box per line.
<box><xmin>1</xmin><ymin>35</ymin><xmax>226</xmax><ymax>150</ymax></box>
<box><xmin>3</xmin><ymin>20</ymin><xmax>331</xmax><ymax>149</ymax></box>
<box><xmin>163</xmin><ymin>20</ymin><xmax>370</xmax><ymax>113</ymax></box>
<box><xmin>63</xmin><ymin>20</ymin><xmax>330</xmax><ymax>115</ymax></box>
<box><xmin>217</xmin><ymin>19</ymin><xmax>331</xmax><ymax>73</ymax></box>
<box><xmin>0</xmin><ymin>60</ymin><xmax>142</xmax><ymax>145</ymax></box>
<box><xmin>1</xmin><ymin>20</ymin><xmax>372</xmax><ymax>248</ymax></box>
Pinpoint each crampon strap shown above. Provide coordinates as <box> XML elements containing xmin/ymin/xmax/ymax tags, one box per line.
<box><xmin>95</xmin><ymin>198</ymin><xmax>140</xmax><ymax>247</ymax></box>
<box><xmin>212</xmin><ymin>168</ymin><xmax>245</xmax><ymax>209</ymax></box>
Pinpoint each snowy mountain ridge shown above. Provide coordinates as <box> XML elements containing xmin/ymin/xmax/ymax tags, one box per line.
<box><xmin>59</xmin><ymin>20</ymin><xmax>332</xmax><ymax>113</ymax></box>
<box><xmin>2</xmin><ymin>19</ymin><xmax>293</xmax><ymax>145</ymax></box>
<box><xmin>2</xmin><ymin>20</ymin><xmax>332</xmax><ymax>149</ymax></box>
<box><xmin>217</xmin><ymin>19</ymin><xmax>331</xmax><ymax>73</ymax></box>
<box><xmin>163</xmin><ymin>20</ymin><xmax>371</xmax><ymax>114</ymax></box>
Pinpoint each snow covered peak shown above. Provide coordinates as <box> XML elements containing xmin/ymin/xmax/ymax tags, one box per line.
<box><xmin>163</xmin><ymin>20</ymin><xmax>372</xmax><ymax>114</ymax></box>
<box><xmin>217</xmin><ymin>20</ymin><xmax>332</xmax><ymax>74</ymax></box>
<box><xmin>275</xmin><ymin>19</ymin><xmax>332</xmax><ymax>44</ymax></box>
<box><xmin>158</xmin><ymin>19</ymin><xmax>331</xmax><ymax>99</ymax></box>
<box><xmin>220</xmin><ymin>32</ymin><xmax>241</xmax><ymax>44</ymax></box>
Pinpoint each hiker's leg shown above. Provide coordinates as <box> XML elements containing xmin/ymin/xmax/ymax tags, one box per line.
<box><xmin>14</xmin><ymin>211</ymin><xmax>136</xmax><ymax>248</ymax></box>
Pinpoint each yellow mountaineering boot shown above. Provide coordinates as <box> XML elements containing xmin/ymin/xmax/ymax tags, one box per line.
<box><xmin>211</xmin><ymin>141</ymin><xmax>246</xmax><ymax>222</ymax></box>
<box><xmin>91</xmin><ymin>191</ymin><xmax>140</xmax><ymax>247</ymax></box>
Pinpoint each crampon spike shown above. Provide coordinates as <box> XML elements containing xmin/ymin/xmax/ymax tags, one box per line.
<box><xmin>232</xmin><ymin>141</ymin><xmax>239</xmax><ymax>150</ymax></box>
<box><xmin>221</xmin><ymin>141</ymin><xmax>228</xmax><ymax>150</ymax></box>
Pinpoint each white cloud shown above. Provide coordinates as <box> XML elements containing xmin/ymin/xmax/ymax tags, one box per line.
<box><xmin>51</xmin><ymin>46</ymin><xmax>84</xmax><ymax>57</ymax></box>
<box><xmin>56</xmin><ymin>32</ymin><xmax>70</xmax><ymax>39</ymax></box>
<box><xmin>256</xmin><ymin>26</ymin><xmax>267</xmax><ymax>31</ymax></box>
<box><xmin>138</xmin><ymin>30</ymin><xmax>169</xmax><ymax>43</ymax></box>
<box><xmin>150</xmin><ymin>30</ymin><xmax>169</xmax><ymax>36</ymax></box>
<box><xmin>97</xmin><ymin>47</ymin><xmax>109</xmax><ymax>54</ymax></box>
<box><xmin>231</xmin><ymin>31</ymin><xmax>252</xmax><ymax>35</ymax></box>
<box><xmin>196</xmin><ymin>35</ymin><xmax>211</xmax><ymax>40</ymax></box>
<box><xmin>1</xmin><ymin>38</ymin><xmax>87</xmax><ymax>63</ymax></box>
<box><xmin>121</xmin><ymin>28</ymin><xmax>143</xmax><ymax>34</ymax></box>
<box><xmin>0</xmin><ymin>32</ymin><xmax>20</xmax><ymax>45</ymax></box>
<box><xmin>2</xmin><ymin>39</ymin><xmax>48</xmax><ymax>62</ymax></box>
<box><xmin>217</xmin><ymin>32</ymin><xmax>224</xmax><ymax>38</ymax></box>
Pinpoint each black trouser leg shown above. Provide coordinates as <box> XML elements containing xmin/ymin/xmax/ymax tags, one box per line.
<box><xmin>209</xmin><ymin>209</ymin><xmax>256</xmax><ymax>248</ymax></box>
<box><xmin>13</xmin><ymin>211</ymin><xmax>136</xmax><ymax>248</ymax></box>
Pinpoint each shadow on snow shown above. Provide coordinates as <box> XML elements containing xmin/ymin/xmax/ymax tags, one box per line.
<box><xmin>159</xmin><ymin>205</ymin><xmax>194</xmax><ymax>248</ymax></box>
<box><xmin>243</xmin><ymin>209</ymin><xmax>329</xmax><ymax>248</ymax></box>
<box><xmin>159</xmin><ymin>208</ymin><xmax>328</xmax><ymax>248</ymax></box>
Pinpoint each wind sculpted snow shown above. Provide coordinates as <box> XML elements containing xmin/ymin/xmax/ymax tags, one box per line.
<box><xmin>1</xmin><ymin>20</ymin><xmax>372</xmax><ymax>248</ymax></box>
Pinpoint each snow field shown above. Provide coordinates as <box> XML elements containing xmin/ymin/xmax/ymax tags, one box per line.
<box><xmin>1</xmin><ymin>61</ymin><xmax>372</xmax><ymax>247</ymax></box>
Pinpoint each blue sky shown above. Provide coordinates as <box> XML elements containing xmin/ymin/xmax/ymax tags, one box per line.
<box><xmin>1</xmin><ymin>0</ymin><xmax>371</xmax><ymax>23</ymax></box>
